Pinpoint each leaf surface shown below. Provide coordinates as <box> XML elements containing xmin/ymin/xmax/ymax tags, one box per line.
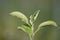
<box><xmin>35</xmin><ymin>21</ymin><xmax>57</xmax><ymax>34</ymax></box>
<box><xmin>18</xmin><ymin>24</ymin><xmax>32</xmax><ymax>36</ymax></box>
<box><xmin>10</xmin><ymin>11</ymin><xmax>29</xmax><ymax>24</ymax></box>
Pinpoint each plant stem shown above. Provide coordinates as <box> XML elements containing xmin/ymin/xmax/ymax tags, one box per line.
<box><xmin>31</xmin><ymin>23</ymin><xmax>34</xmax><ymax>40</ymax></box>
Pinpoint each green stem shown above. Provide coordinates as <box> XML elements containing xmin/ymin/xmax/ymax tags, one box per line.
<box><xmin>29</xmin><ymin>20</ymin><xmax>35</xmax><ymax>40</ymax></box>
<box><xmin>31</xmin><ymin>23</ymin><xmax>34</xmax><ymax>40</ymax></box>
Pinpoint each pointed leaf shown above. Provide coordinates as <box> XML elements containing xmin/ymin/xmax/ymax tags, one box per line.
<box><xmin>35</xmin><ymin>21</ymin><xmax>57</xmax><ymax>34</ymax></box>
<box><xmin>10</xmin><ymin>11</ymin><xmax>29</xmax><ymax>24</ymax></box>
<box><xmin>30</xmin><ymin>10</ymin><xmax>40</xmax><ymax>24</ymax></box>
<box><xmin>39</xmin><ymin>21</ymin><xmax>57</xmax><ymax>27</ymax></box>
<box><xmin>17</xmin><ymin>24</ymin><xmax>32</xmax><ymax>36</ymax></box>
<box><xmin>34</xmin><ymin>10</ymin><xmax>40</xmax><ymax>21</ymax></box>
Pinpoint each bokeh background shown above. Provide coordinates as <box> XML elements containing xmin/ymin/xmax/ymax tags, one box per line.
<box><xmin>0</xmin><ymin>0</ymin><xmax>60</xmax><ymax>40</ymax></box>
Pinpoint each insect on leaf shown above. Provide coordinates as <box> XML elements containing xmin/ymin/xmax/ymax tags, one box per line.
<box><xmin>17</xmin><ymin>24</ymin><xmax>32</xmax><ymax>37</ymax></box>
<box><xmin>10</xmin><ymin>11</ymin><xmax>29</xmax><ymax>24</ymax></box>
<box><xmin>35</xmin><ymin>20</ymin><xmax>57</xmax><ymax>34</ymax></box>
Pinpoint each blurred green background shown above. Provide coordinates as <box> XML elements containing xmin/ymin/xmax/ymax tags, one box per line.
<box><xmin>0</xmin><ymin>0</ymin><xmax>60</xmax><ymax>40</ymax></box>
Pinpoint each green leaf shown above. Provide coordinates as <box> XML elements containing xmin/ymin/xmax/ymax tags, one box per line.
<box><xmin>10</xmin><ymin>11</ymin><xmax>29</xmax><ymax>24</ymax></box>
<box><xmin>35</xmin><ymin>20</ymin><xmax>57</xmax><ymax>34</ymax></box>
<box><xmin>17</xmin><ymin>24</ymin><xmax>32</xmax><ymax>37</ymax></box>
<box><xmin>30</xmin><ymin>10</ymin><xmax>40</xmax><ymax>24</ymax></box>
<box><xmin>34</xmin><ymin>10</ymin><xmax>40</xmax><ymax>21</ymax></box>
<box><xmin>39</xmin><ymin>21</ymin><xmax>57</xmax><ymax>27</ymax></box>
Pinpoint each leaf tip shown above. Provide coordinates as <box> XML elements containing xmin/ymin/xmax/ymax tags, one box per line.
<box><xmin>39</xmin><ymin>20</ymin><xmax>58</xmax><ymax>27</ymax></box>
<box><xmin>17</xmin><ymin>26</ymin><xmax>21</xmax><ymax>30</ymax></box>
<box><xmin>9</xmin><ymin>11</ymin><xmax>20</xmax><ymax>16</ymax></box>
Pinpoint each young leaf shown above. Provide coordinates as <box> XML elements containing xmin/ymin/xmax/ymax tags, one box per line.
<box><xmin>34</xmin><ymin>10</ymin><xmax>40</xmax><ymax>21</ymax></box>
<box><xmin>35</xmin><ymin>21</ymin><xmax>57</xmax><ymax>34</ymax></box>
<box><xmin>17</xmin><ymin>24</ymin><xmax>32</xmax><ymax>37</ymax></box>
<box><xmin>39</xmin><ymin>21</ymin><xmax>57</xmax><ymax>27</ymax></box>
<box><xmin>30</xmin><ymin>10</ymin><xmax>40</xmax><ymax>24</ymax></box>
<box><xmin>10</xmin><ymin>11</ymin><xmax>29</xmax><ymax>24</ymax></box>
